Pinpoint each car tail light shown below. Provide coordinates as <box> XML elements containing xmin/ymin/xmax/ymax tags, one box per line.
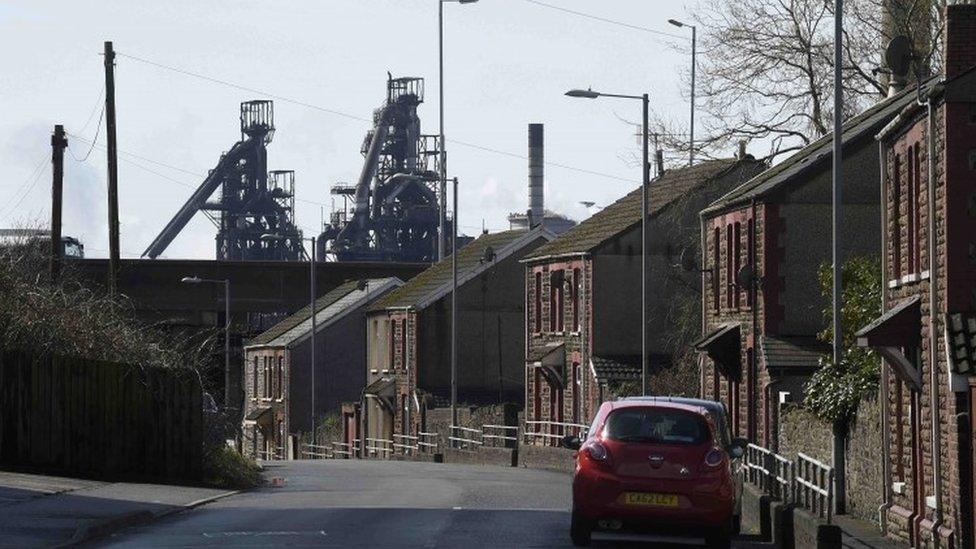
<box><xmin>704</xmin><ymin>447</ymin><xmax>725</xmax><ymax>467</ymax></box>
<box><xmin>582</xmin><ymin>440</ymin><xmax>610</xmax><ymax>463</ymax></box>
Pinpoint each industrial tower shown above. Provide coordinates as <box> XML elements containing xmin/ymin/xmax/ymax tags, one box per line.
<box><xmin>142</xmin><ymin>100</ymin><xmax>305</xmax><ymax>261</ymax></box>
<box><xmin>318</xmin><ymin>75</ymin><xmax>447</xmax><ymax>262</ymax></box>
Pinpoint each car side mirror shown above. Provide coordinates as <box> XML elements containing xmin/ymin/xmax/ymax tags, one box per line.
<box><xmin>561</xmin><ymin>435</ymin><xmax>582</xmax><ymax>451</ymax></box>
<box><xmin>728</xmin><ymin>437</ymin><xmax>748</xmax><ymax>460</ymax></box>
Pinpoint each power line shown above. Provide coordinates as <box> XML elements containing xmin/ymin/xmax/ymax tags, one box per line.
<box><xmin>0</xmin><ymin>152</ymin><xmax>49</xmax><ymax>219</ymax></box>
<box><xmin>115</xmin><ymin>51</ymin><xmax>638</xmax><ymax>184</ymax></box>
<box><xmin>520</xmin><ymin>0</ymin><xmax>688</xmax><ymax>40</ymax></box>
<box><xmin>67</xmin><ymin>104</ymin><xmax>105</xmax><ymax>162</ymax></box>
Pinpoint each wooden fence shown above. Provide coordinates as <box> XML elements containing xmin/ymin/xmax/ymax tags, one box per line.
<box><xmin>0</xmin><ymin>350</ymin><xmax>203</xmax><ymax>481</ymax></box>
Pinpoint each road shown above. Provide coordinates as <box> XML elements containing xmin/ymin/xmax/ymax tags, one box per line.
<box><xmin>94</xmin><ymin>460</ymin><xmax>768</xmax><ymax>548</ymax></box>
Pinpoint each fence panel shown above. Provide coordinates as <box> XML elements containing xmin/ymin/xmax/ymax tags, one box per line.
<box><xmin>0</xmin><ymin>350</ymin><xmax>203</xmax><ymax>481</ymax></box>
<box><xmin>795</xmin><ymin>452</ymin><xmax>834</xmax><ymax>523</ymax></box>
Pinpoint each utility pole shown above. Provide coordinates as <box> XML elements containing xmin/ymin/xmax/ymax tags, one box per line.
<box><xmin>50</xmin><ymin>125</ymin><xmax>67</xmax><ymax>282</ymax></box>
<box><xmin>104</xmin><ymin>41</ymin><xmax>121</xmax><ymax>295</ymax></box>
<box><xmin>831</xmin><ymin>0</ymin><xmax>847</xmax><ymax>515</ymax></box>
<box><xmin>310</xmin><ymin>236</ymin><xmax>317</xmax><ymax>445</ymax></box>
<box><xmin>450</xmin><ymin>176</ymin><xmax>459</xmax><ymax>427</ymax></box>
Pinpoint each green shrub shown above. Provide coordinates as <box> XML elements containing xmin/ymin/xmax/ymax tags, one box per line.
<box><xmin>201</xmin><ymin>444</ymin><xmax>263</xmax><ymax>489</ymax></box>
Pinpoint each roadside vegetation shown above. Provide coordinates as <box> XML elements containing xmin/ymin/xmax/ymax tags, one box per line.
<box><xmin>0</xmin><ymin>237</ymin><xmax>261</xmax><ymax>489</ymax></box>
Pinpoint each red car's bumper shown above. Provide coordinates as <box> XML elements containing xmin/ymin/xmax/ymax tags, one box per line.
<box><xmin>572</xmin><ymin>466</ymin><xmax>735</xmax><ymax>529</ymax></box>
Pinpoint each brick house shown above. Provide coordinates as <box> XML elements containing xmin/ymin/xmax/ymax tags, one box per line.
<box><xmin>359</xmin><ymin>227</ymin><xmax>553</xmax><ymax>450</ymax></box>
<box><xmin>241</xmin><ymin>277</ymin><xmax>401</xmax><ymax>459</ymax></box>
<box><xmin>696</xmin><ymin>84</ymin><xmax>927</xmax><ymax>450</ymax></box>
<box><xmin>520</xmin><ymin>156</ymin><xmax>765</xmax><ymax>443</ymax></box>
<box><xmin>856</xmin><ymin>5</ymin><xmax>976</xmax><ymax>546</ymax></box>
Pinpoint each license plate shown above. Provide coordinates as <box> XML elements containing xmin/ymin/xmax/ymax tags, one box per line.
<box><xmin>621</xmin><ymin>492</ymin><xmax>679</xmax><ymax>507</ymax></box>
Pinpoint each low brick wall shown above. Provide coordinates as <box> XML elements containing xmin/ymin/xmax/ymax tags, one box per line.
<box><xmin>443</xmin><ymin>447</ymin><xmax>517</xmax><ymax>468</ymax></box>
<box><xmin>778</xmin><ymin>397</ymin><xmax>883</xmax><ymax>524</ymax></box>
<box><xmin>517</xmin><ymin>444</ymin><xmax>576</xmax><ymax>474</ymax></box>
<box><xmin>792</xmin><ymin>507</ymin><xmax>841</xmax><ymax>549</ymax></box>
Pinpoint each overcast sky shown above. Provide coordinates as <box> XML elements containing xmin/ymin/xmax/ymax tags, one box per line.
<box><xmin>0</xmin><ymin>0</ymin><xmax>701</xmax><ymax>259</ymax></box>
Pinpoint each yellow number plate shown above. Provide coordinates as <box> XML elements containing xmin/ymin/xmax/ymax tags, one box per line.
<box><xmin>621</xmin><ymin>492</ymin><xmax>679</xmax><ymax>507</ymax></box>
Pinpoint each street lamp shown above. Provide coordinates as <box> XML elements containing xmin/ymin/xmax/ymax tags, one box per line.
<box><xmin>566</xmin><ymin>88</ymin><xmax>650</xmax><ymax>396</ymax></box>
<box><xmin>668</xmin><ymin>18</ymin><xmax>696</xmax><ymax>166</ymax></box>
<box><xmin>450</xmin><ymin>176</ymin><xmax>460</xmax><ymax>427</ymax></box>
<box><xmin>438</xmin><ymin>0</ymin><xmax>479</xmax><ymax>260</ymax></box>
<box><xmin>181</xmin><ymin>276</ymin><xmax>232</xmax><ymax>411</ymax></box>
<box><xmin>262</xmin><ymin>233</ymin><xmax>319</xmax><ymax>443</ymax></box>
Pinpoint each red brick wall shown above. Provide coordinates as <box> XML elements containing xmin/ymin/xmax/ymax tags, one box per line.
<box><xmin>946</xmin><ymin>4</ymin><xmax>976</xmax><ymax>81</ymax></box>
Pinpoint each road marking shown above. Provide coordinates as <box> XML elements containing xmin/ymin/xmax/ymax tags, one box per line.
<box><xmin>202</xmin><ymin>531</ymin><xmax>328</xmax><ymax>537</ymax></box>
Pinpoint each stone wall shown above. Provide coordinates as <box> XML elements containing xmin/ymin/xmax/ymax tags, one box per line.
<box><xmin>778</xmin><ymin>397</ymin><xmax>884</xmax><ymax>524</ymax></box>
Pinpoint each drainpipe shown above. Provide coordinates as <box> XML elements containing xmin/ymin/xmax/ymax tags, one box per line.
<box><xmin>699</xmin><ymin>212</ymin><xmax>708</xmax><ymax>398</ymax></box>
<box><xmin>877</xmin><ymin>138</ymin><xmax>892</xmax><ymax>534</ymax></box>
<box><xmin>580</xmin><ymin>252</ymin><xmax>587</xmax><ymax>422</ymax></box>
<box><xmin>750</xmin><ymin>198</ymin><xmax>759</xmax><ymax>444</ymax></box>
<box><xmin>925</xmin><ymin>95</ymin><xmax>943</xmax><ymax>538</ymax></box>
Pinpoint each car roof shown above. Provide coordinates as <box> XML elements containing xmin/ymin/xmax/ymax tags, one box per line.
<box><xmin>619</xmin><ymin>396</ymin><xmax>727</xmax><ymax>418</ymax></box>
<box><xmin>609</xmin><ymin>399</ymin><xmax>710</xmax><ymax>416</ymax></box>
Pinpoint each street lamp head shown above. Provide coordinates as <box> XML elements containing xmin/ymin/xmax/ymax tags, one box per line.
<box><xmin>181</xmin><ymin>276</ymin><xmax>202</xmax><ymax>284</ymax></box>
<box><xmin>668</xmin><ymin>19</ymin><xmax>685</xmax><ymax>27</ymax></box>
<box><xmin>565</xmin><ymin>88</ymin><xmax>600</xmax><ymax>99</ymax></box>
<box><xmin>459</xmin><ymin>0</ymin><xmax>479</xmax><ymax>3</ymax></box>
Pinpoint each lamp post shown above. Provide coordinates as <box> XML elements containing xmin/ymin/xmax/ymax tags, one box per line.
<box><xmin>262</xmin><ymin>234</ymin><xmax>318</xmax><ymax>443</ymax></box>
<box><xmin>566</xmin><ymin>88</ymin><xmax>650</xmax><ymax>395</ymax></box>
<box><xmin>668</xmin><ymin>18</ymin><xmax>696</xmax><ymax>166</ymax></box>
<box><xmin>831</xmin><ymin>0</ymin><xmax>846</xmax><ymax>515</ymax></box>
<box><xmin>181</xmin><ymin>276</ymin><xmax>231</xmax><ymax>410</ymax></box>
<box><xmin>451</xmin><ymin>176</ymin><xmax>459</xmax><ymax>427</ymax></box>
<box><xmin>438</xmin><ymin>0</ymin><xmax>479</xmax><ymax>260</ymax></box>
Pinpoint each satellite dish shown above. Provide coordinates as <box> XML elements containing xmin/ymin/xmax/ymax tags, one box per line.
<box><xmin>885</xmin><ymin>35</ymin><xmax>913</xmax><ymax>78</ymax></box>
<box><xmin>736</xmin><ymin>264</ymin><xmax>756</xmax><ymax>288</ymax></box>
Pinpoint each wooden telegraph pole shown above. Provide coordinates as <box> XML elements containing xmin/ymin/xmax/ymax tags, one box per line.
<box><xmin>104</xmin><ymin>41</ymin><xmax>120</xmax><ymax>295</ymax></box>
<box><xmin>50</xmin><ymin>125</ymin><xmax>67</xmax><ymax>282</ymax></box>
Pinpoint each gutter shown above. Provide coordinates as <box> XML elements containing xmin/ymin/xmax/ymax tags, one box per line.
<box><xmin>699</xmin><ymin>211</ymin><xmax>707</xmax><ymax>398</ymax></box>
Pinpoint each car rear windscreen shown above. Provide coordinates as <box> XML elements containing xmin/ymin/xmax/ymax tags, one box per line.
<box><xmin>603</xmin><ymin>408</ymin><xmax>709</xmax><ymax>445</ymax></box>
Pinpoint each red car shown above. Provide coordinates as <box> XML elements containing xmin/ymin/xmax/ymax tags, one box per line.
<box><xmin>562</xmin><ymin>397</ymin><xmax>747</xmax><ymax>547</ymax></box>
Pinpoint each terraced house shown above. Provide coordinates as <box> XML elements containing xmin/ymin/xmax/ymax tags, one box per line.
<box><xmin>695</xmin><ymin>81</ymin><xmax>929</xmax><ymax>451</ymax></box>
<box><xmin>856</xmin><ymin>5</ymin><xmax>976</xmax><ymax>545</ymax></box>
<box><xmin>359</xmin><ymin>227</ymin><xmax>553</xmax><ymax>452</ymax></box>
<box><xmin>241</xmin><ymin>277</ymin><xmax>402</xmax><ymax>460</ymax></box>
<box><xmin>520</xmin><ymin>154</ymin><xmax>765</xmax><ymax>443</ymax></box>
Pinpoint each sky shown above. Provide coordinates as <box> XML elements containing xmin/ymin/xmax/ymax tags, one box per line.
<box><xmin>0</xmin><ymin>0</ymin><xmax>701</xmax><ymax>260</ymax></box>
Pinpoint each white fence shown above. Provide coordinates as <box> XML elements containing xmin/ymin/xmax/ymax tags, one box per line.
<box><xmin>745</xmin><ymin>444</ymin><xmax>834</xmax><ymax>524</ymax></box>
<box><xmin>522</xmin><ymin>420</ymin><xmax>587</xmax><ymax>446</ymax></box>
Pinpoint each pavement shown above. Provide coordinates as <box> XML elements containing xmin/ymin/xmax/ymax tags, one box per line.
<box><xmin>0</xmin><ymin>470</ymin><xmax>235</xmax><ymax>548</ymax></box>
<box><xmin>91</xmin><ymin>460</ymin><xmax>772</xmax><ymax>548</ymax></box>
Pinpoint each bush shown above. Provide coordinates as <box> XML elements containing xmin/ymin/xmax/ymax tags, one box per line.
<box><xmin>201</xmin><ymin>444</ymin><xmax>263</xmax><ymax>489</ymax></box>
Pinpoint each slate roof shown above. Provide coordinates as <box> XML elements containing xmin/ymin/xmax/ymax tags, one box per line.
<box><xmin>760</xmin><ymin>336</ymin><xmax>830</xmax><ymax>370</ymax></box>
<box><xmin>947</xmin><ymin>312</ymin><xmax>976</xmax><ymax>375</ymax></box>
<box><xmin>703</xmin><ymin>78</ymin><xmax>936</xmax><ymax>214</ymax></box>
<box><xmin>369</xmin><ymin>227</ymin><xmax>552</xmax><ymax>311</ymax></box>
<box><xmin>247</xmin><ymin>277</ymin><xmax>401</xmax><ymax>347</ymax></box>
<box><xmin>591</xmin><ymin>356</ymin><xmax>642</xmax><ymax>383</ymax></box>
<box><xmin>524</xmin><ymin>158</ymin><xmax>751</xmax><ymax>261</ymax></box>
<box><xmin>527</xmin><ymin>342</ymin><xmax>565</xmax><ymax>362</ymax></box>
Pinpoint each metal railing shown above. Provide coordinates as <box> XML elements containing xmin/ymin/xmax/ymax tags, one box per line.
<box><xmin>449</xmin><ymin>425</ymin><xmax>484</xmax><ymax>451</ymax></box>
<box><xmin>795</xmin><ymin>452</ymin><xmax>834</xmax><ymax>523</ymax></box>
<box><xmin>300</xmin><ymin>443</ymin><xmax>332</xmax><ymax>459</ymax></box>
<box><xmin>745</xmin><ymin>443</ymin><xmax>795</xmax><ymax>503</ymax></box>
<box><xmin>417</xmin><ymin>431</ymin><xmax>439</xmax><ymax>453</ymax></box>
<box><xmin>330</xmin><ymin>441</ymin><xmax>357</xmax><ymax>458</ymax></box>
<box><xmin>392</xmin><ymin>434</ymin><xmax>419</xmax><ymax>455</ymax></box>
<box><xmin>745</xmin><ymin>443</ymin><xmax>772</xmax><ymax>489</ymax></box>
<box><xmin>522</xmin><ymin>420</ymin><xmax>587</xmax><ymax>446</ymax></box>
<box><xmin>481</xmin><ymin>425</ymin><xmax>519</xmax><ymax>448</ymax></box>
<box><xmin>364</xmin><ymin>437</ymin><xmax>394</xmax><ymax>458</ymax></box>
<box><xmin>257</xmin><ymin>446</ymin><xmax>286</xmax><ymax>460</ymax></box>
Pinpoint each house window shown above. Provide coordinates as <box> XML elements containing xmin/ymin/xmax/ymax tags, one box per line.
<box><xmin>277</xmin><ymin>356</ymin><xmax>283</xmax><ymax>400</ymax></box>
<box><xmin>733</xmin><ymin>222</ymin><xmax>742</xmax><ymax>309</ymax></box>
<box><xmin>746</xmin><ymin>218</ymin><xmax>755</xmax><ymax>308</ymax></box>
<box><xmin>534</xmin><ymin>271</ymin><xmax>542</xmax><ymax>333</ymax></box>
<box><xmin>572</xmin><ymin>268</ymin><xmax>581</xmax><ymax>332</ymax></box>
<box><xmin>969</xmin><ymin>150</ymin><xmax>976</xmax><ymax>171</ymax></box>
<box><xmin>894</xmin><ymin>377</ymin><xmax>905</xmax><ymax>479</ymax></box>
<box><xmin>725</xmin><ymin>225</ymin><xmax>734</xmax><ymax>309</ymax></box>
<box><xmin>572</xmin><ymin>361</ymin><xmax>580</xmax><ymax>423</ymax></box>
<box><xmin>400</xmin><ymin>318</ymin><xmax>407</xmax><ymax>369</ymax></box>
<box><xmin>969</xmin><ymin>103</ymin><xmax>976</xmax><ymax>125</ymax></box>
<box><xmin>549</xmin><ymin>270</ymin><xmax>564</xmax><ymax>332</ymax></box>
<box><xmin>892</xmin><ymin>154</ymin><xmax>902</xmax><ymax>279</ymax></box>
<box><xmin>533</xmin><ymin>367</ymin><xmax>542</xmax><ymax>421</ymax></box>
<box><xmin>252</xmin><ymin>357</ymin><xmax>259</xmax><ymax>400</ymax></box>
<box><xmin>388</xmin><ymin>319</ymin><xmax>396</xmax><ymax>369</ymax></box>
<box><xmin>263</xmin><ymin>357</ymin><xmax>270</xmax><ymax>399</ymax></box>
<box><xmin>712</xmin><ymin>228</ymin><xmax>720</xmax><ymax>312</ymax></box>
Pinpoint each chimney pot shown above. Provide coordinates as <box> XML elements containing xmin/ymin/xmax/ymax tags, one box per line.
<box><xmin>528</xmin><ymin>124</ymin><xmax>544</xmax><ymax>227</ymax></box>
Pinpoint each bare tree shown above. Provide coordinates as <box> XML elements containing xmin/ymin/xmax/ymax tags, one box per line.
<box><xmin>652</xmin><ymin>0</ymin><xmax>943</xmax><ymax>163</ymax></box>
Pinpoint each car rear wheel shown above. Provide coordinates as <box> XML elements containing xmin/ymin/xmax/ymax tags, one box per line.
<box><xmin>570</xmin><ymin>511</ymin><xmax>592</xmax><ymax>547</ymax></box>
<box><xmin>704</xmin><ymin>527</ymin><xmax>732</xmax><ymax>548</ymax></box>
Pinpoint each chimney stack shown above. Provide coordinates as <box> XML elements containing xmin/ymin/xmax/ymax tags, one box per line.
<box><xmin>946</xmin><ymin>3</ymin><xmax>976</xmax><ymax>81</ymax></box>
<box><xmin>528</xmin><ymin>124</ymin><xmax>544</xmax><ymax>227</ymax></box>
<box><xmin>736</xmin><ymin>140</ymin><xmax>748</xmax><ymax>160</ymax></box>
<box><xmin>654</xmin><ymin>149</ymin><xmax>665</xmax><ymax>177</ymax></box>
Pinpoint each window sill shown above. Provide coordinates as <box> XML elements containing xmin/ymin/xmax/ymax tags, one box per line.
<box><xmin>888</xmin><ymin>271</ymin><xmax>928</xmax><ymax>288</ymax></box>
<box><xmin>892</xmin><ymin>481</ymin><xmax>906</xmax><ymax>495</ymax></box>
<box><xmin>926</xmin><ymin>495</ymin><xmax>938</xmax><ymax>510</ymax></box>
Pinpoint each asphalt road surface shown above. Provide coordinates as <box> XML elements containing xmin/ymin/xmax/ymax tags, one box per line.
<box><xmin>93</xmin><ymin>460</ymin><xmax>768</xmax><ymax>548</ymax></box>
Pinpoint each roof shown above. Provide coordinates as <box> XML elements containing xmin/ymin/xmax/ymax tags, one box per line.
<box><xmin>524</xmin><ymin>158</ymin><xmax>748</xmax><ymax>261</ymax></box>
<box><xmin>363</xmin><ymin>376</ymin><xmax>396</xmax><ymax>396</ymax></box>
<box><xmin>760</xmin><ymin>336</ymin><xmax>829</xmax><ymax>370</ymax></box>
<box><xmin>855</xmin><ymin>296</ymin><xmax>921</xmax><ymax>348</ymax></box>
<box><xmin>703</xmin><ymin>79</ymin><xmax>937</xmax><ymax>214</ymax></box>
<box><xmin>369</xmin><ymin>227</ymin><xmax>553</xmax><ymax>311</ymax></box>
<box><xmin>591</xmin><ymin>355</ymin><xmax>642</xmax><ymax>383</ymax></box>
<box><xmin>946</xmin><ymin>312</ymin><xmax>976</xmax><ymax>375</ymax></box>
<box><xmin>247</xmin><ymin>277</ymin><xmax>402</xmax><ymax>347</ymax></box>
<box><xmin>527</xmin><ymin>342</ymin><xmax>565</xmax><ymax>362</ymax></box>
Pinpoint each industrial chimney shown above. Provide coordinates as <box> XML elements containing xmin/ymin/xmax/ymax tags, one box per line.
<box><xmin>528</xmin><ymin>124</ymin><xmax>544</xmax><ymax>227</ymax></box>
